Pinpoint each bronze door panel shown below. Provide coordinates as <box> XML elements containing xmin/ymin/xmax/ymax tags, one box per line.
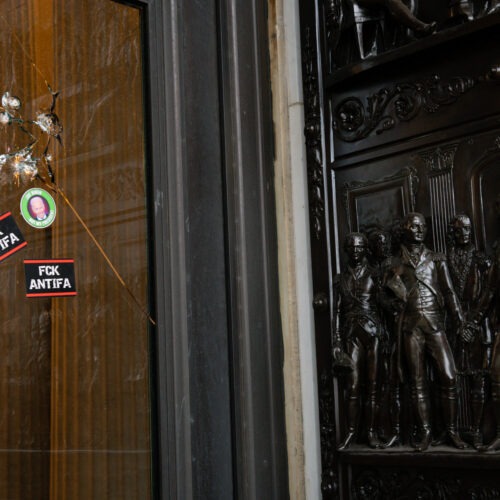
<box><xmin>301</xmin><ymin>3</ymin><xmax>500</xmax><ymax>498</ymax></box>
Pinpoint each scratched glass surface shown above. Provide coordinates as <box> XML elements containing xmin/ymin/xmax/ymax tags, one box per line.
<box><xmin>0</xmin><ymin>1</ymin><xmax>152</xmax><ymax>498</ymax></box>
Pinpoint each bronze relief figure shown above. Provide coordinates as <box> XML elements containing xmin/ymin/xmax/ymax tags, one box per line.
<box><xmin>332</xmin><ymin>232</ymin><xmax>383</xmax><ymax>449</ymax></box>
<box><xmin>368</xmin><ymin>228</ymin><xmax>401</xmax><ymax>448</ymax></box>
<box><xmin>383</xmin><ymin>212</ymin><xmax>469</xmax><ymax>451</ymax></box>
<box><xmin>446</xmin><ymin>214</ymin><xmax>491</xmax><ymax>449</ymax></box>
<box><xmin>472</xmin><ymin>195</ymin><xmax>500</xmax><ymax>451</ymax></box>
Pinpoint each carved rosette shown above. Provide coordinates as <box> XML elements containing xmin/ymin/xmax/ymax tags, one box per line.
<box><xmin>303</xmin><ymin>27</ymin><xmax>325</xmax><ymax>240</ymax></box>
<box><xmin>333</xmin><ymin>75</ymin><xmax>477</xmax><ymax>142</ymax></box>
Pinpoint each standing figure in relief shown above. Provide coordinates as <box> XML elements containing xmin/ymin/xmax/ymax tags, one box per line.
<box><xmin>368</xmin><ymin>229</ymin><xmax>401</xmax><ymax>447</ymax></box>
<box><xmin>332</xmin><ymin>232</ymin><xmax>383</xmax><ymax>449</ymax></box>
<box><xmin>472</xmin><ymin>196</ymin><xmax>500</xmax><ymax>451</ymax></box>
<box><xmin>383</xmin><ymin>213</ymin><xmax>469</xmax><ymax>451</ymax></box>
<box><xmin>446</xmin><ymin>214</ymin><xmax>491</xmax><ymax>448</ymax></box>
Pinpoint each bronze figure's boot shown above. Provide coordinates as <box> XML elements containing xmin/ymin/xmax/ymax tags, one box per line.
<box><xmin>411</xmin><ymin>390</ymin><xmax>431</xmax><ymax>452</ymax></box>
<box><xmin>383</xmin><ymin>424</ymin><xmax>400</xmax><ymax>448</ymax></box>
<box><xmin>442</xmin><ymin>387</ymin><xmax>468</xmax><ymax>449</ymax></box>
<box><xmin>338</xmin><ymin>396</ymin><xmax>359</xmax><ymax>450</ymax></box>
<box><xmin>338</xmin><ymin>428</ymin><xmax>356</xmax><ymax>450</ymax></box>
<box><xmin>472</xmin><ymin>427</ymin><xmax>483</xmax><ymax>449</ymax></box>
<box><xmin>486</xmin><ymin>428</ymin><xmax>500</xmax><ymax>451</ymax></box>
<box><xmin>486</xmin><ymin>1</ymin><xmax>500</xmax><ymax>15</ymax></box>
<box><xmin>413</xmin><ymin>22</ymin><xmax>437</xmax><ymax>39</ymax></box>
<box><xmin>415</xmin><ymin>426</ymin><xmax>432</xmax><ymax>452</ymax></box>
<box><xmin>383</xmin><ymin>388</ymin><xmax>401</xmax><ymax>448</ymax></box>
<box><xmin>367</xmin><ymin>429</ymin><xmax>381</xmax><ymax>449</ymax></box>
<box><xmin>431</xmin><ymin>429</ymin><xmax>447</xmax><ymax>447</ymax></box>
<box><xmin>447</xmin><ymin>426</ymin><xmax>468</xmax><ymax>449</ymax></box>
<box><xmin>366</xmin><ymin>396</ymin><xmax>381</xmax><ymax>448</ymax></box>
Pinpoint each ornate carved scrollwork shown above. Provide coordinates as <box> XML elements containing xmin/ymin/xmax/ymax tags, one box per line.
<box><xmin>352</xmin><ymin>469</ymin><xmax>500</xmax><ymax>500</ymax></box>
<box><xmin>468</xmin><ymin>485</ymin><xmax>500</xmax><ymax>499</ymax></box>
<box><xmin>352</xmin><ymin>470</ymin><xmax>463</xmax><ymax>499</ymax></box>
<box><xmin>333</xmin><ymin>75</ymin><xmax>477</xmax><ymax>142</ymax></box>
<box><xmin>303</xmin><ymin>27</ymin><xmax>325</xmax><ymax>239</ymax></box>
<box><xmin>319</xmin><ymin>372</ymin><xmax>339</xmax><ymax>499</ymax></box>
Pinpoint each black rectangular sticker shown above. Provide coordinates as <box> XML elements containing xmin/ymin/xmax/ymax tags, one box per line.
<box><xmin>0</xmin><ymin>212</ymin><xmax>27</xmax><ymax>261</ymax></box>
<box><xmin>24</xmin><ymin>259</ymin><xmax>77</xmax><ymax>297</ymax></box>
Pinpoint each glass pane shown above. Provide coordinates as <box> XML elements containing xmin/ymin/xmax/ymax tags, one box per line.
<box><xmin>0</xmin><ymin>1</ymin><xmax>152</xmax><ymax>498</ymax></box>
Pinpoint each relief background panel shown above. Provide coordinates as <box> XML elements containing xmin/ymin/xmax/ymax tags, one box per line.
<box><xmin>334</xmin><ymin>126</ymin><xmax>500</xmax><ymax>266</ymax></box>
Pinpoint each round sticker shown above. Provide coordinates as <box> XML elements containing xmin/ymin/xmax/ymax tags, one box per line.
<box><xmin>20</xmin><ymin>188</ymin><xmax>56</xmax><ymax>229</ymax></box>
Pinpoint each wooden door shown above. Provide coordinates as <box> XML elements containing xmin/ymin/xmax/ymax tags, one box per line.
<box><xmin>0</xmin><ymin>2</ymin><xmax>153</xmax><ymax>498</ymax></box>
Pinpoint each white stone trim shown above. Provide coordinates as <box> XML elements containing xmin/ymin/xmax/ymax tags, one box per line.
<box><xmin>269</xmin><ymin>1</ymin><xmax>322</xmax><ymax>498</ymax></box>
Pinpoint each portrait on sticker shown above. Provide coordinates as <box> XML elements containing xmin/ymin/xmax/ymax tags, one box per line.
<box><xmin>20</xmin><ymin>188</ymin><xmax>56</xmax><ymax>228</ymax></box>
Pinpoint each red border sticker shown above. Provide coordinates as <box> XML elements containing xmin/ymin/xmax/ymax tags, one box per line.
<box><xmin>24</xmin><ymin>259</ymin><xmax>77</xmax><ymax>297</ymax></box>
<box><xmin>0</xmin><ymin>212</ymin><xmax>27</xmax><ymax>262</ymax></box>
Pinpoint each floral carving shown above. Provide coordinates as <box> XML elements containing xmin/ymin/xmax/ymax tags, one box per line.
<box><xmin>469</xmin><ymin>486</ymin><xmax>500</xmax><ymax>499</ymax></box>
<box><xmin>319</xmin><ymin>372</ymin><xmax>339</xmax><ymax>499</ymax></box>
<box><xmin>351</xmin><ymin>469</ymin><xmax>500</xmax><ymax>499</ymax></box>
<box><xmin>303</xmin><ymin>27</ymin><xmax>325</xmax><ymax>239</ymax></box>
<box><xmin>352</xmin><ymin>470</ymin><xmax>465</xmax><ymax>500</ymax></box>
<box><xmin>334</xmin><ymin>75</ymin><xmax>477</xmax><ymax>142</ymax></box>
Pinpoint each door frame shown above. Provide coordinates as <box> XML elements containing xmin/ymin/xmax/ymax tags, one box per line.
<box><xmin>137</xmin><ymin>0</ymin><xmax>290</xmax><ymax>498</ymax></box>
